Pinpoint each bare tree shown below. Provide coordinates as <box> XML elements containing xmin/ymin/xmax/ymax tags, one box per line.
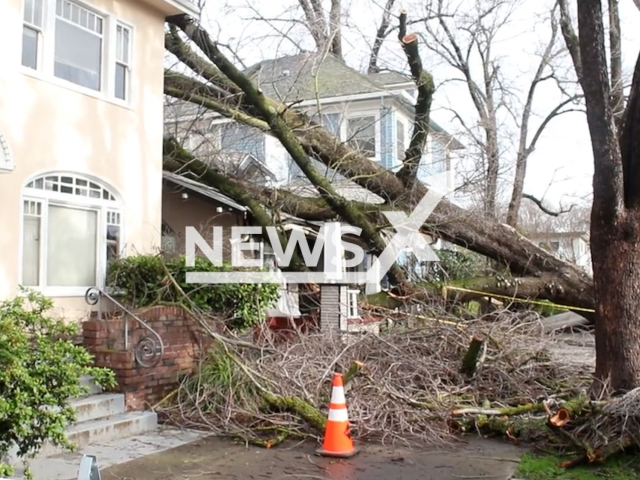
<box><xmin>422</xmin><ymin>0</ymin><xmax>579</xmax><ymax>223</ymax></box>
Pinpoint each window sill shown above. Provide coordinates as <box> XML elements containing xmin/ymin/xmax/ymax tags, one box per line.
<box><xmin>0</xmin><ymin>164</ymin><xmax>15</xmax><ymax>174</ymax></box>
<box><xmin>20</xmin><ymin>67</ymin><xmax>133</xmax><ymax>111</ymax></box>
<box><xmin>19</xmin><ymin>286</ymin><xmax>98</xmax><ymax>298</ymax></box>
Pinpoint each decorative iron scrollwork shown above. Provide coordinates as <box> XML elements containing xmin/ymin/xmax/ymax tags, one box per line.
<box><xmin>85</xmin><ymin>287</ymin><xmax>101</xmax><ymax>306</ymax></box>
<box><xmin>134</xmin><ymin>336</ymin><xmax>162</xmax><ymax>368</ymax></box>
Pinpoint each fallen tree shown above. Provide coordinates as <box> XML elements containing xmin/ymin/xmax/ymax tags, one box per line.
<box><xmin>157</xmin><ymin>300</ymin><xmax>592</xmax><ymax>446</ymax></box>
<box><xmin>162</xmin><ymin>12</ymin><xmax>594</xmax><ymax>314</ymax></box>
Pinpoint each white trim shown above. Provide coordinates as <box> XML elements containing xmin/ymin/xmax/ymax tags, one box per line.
<box><xmin>297</xmin><ymin>91</ymin><xmax>394</xmax><ymax>107</ymax></box>
<box><xmin>347</xmin><ymin>289</ymin><xmax>359</xmax><ymax>319</ymax></box>
<box><xmin>395</xmin><ymin>115</ymin><xmax>409</xmax><ymax>168</ymax></box>
<box><xmin>165</xmin><ymin>0</ymin><xmax>200</xmax><ymax>16</ymax></box>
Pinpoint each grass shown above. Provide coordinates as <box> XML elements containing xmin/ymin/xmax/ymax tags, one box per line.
<box><xmin>516</xmin><ymin>452</ymin><xmax>640</xmax><ymax>480</ymax></box>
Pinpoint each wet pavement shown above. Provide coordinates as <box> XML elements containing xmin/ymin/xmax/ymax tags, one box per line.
<box><xmin>101</xmin><ymin>435</ymin><xmax>525</xmax><ymax>480</ymax></box>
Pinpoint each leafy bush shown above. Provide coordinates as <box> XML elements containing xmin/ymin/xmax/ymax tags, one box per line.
<box><xmin>432</xmin><ymin>248</ymin><xmax>486</xmax><ymax>282</ymax></box>
<box><xmin>107</xmin><ymin>255</ymin><xmax>280</xmax><ymax>331</ymax></box>
<box><xmin>0</xmin><ymin>291</ymin><xmax>116</xmax><ymax>478</ymax></box>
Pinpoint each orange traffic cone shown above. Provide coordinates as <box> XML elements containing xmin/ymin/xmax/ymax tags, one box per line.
<box><xmin>316</xmin><ymin>373</ymin><xmax>358</xmax><ymax>458</ymax></box>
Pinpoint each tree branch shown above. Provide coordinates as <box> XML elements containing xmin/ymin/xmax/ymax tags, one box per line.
<box><xmin>576</xmin><ymin>0</ymin><xmax>624</xmax><ymax>221</ymax></box>
<box><xmin>368</xmin><ymin>0</ymin><xmax>396</xmax><ymax>73</ymax></box>
<box><xmin>557</xmin><ymin>0</ymin><xmax>583</xmax><ymax>82</ymax></box>
<box><xmin>607</xmin><ymin>0</ymin><xmax>624</xmax><ymax>128</ymax></box>
<box><xmin>329</xmin><ymin>0</ymin><xmax>342</xmax><ymax>57</ymax></box>
<box><xmin>523</xmin><ymin>193</ymin><xmax>574</xmax><ymax>217</ymax></box>
<box><xmin>396</xmin><ymin>10</ymin><xmax>435</xmax><ymax>185</ymax></box>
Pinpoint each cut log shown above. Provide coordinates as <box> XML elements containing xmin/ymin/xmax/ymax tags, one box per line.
<box><xmin>548</xmin><ymin>408</ymin><xmax>571</xmax><ymax>427</ymax></box>
<box><xmin>461</xmin><ymin>334</ymin><xmax>486</xmax><ymax>377</ymax></box>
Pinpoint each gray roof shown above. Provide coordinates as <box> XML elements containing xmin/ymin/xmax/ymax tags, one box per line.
<box><xmin>245</xmin><ymin>53</ymin><xmax>390</xmax><ymax>101</ymax></box>
<box><xmin>367</xmin><ymin>71</ymin><xmax>414</xmax><ymax>87</ymax></box>
<box><xmin>163</xmin><ymin>171</ymin><xmax>247</xmax><ymax>212</ymax></box>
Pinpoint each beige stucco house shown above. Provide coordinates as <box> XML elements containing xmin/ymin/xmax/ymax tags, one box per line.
<box><xmin>0</xmin><ymin>0</ymin><xmax>199</xmax><ymax>319</ymax></box>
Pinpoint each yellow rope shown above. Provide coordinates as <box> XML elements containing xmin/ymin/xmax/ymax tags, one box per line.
<box><xmin>442</xmin><ymin>285</ymin><xmax>595</xmax><ymax>313</ymax></box>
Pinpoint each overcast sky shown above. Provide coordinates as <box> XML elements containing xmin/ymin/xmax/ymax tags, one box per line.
<box><xmin>197</xmin><ymin>0</ymin><xmax>640</xmax><ymax>209</ymax></box>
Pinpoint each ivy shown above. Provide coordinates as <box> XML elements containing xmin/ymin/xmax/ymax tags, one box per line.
<box><xmin>0</xmin><ymin>290</ymin><xmax>116</xmax><ymax>478</ymax></box>
<box><xmin>107</xmin><ymin>255</ymin><xmax>280</xmax><ymax>331</ymax></box>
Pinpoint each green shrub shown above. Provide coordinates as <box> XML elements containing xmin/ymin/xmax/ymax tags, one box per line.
<box><xmin>432</xmin><ymin>248</ymin><xmax>486</xmax><ymax>282</ymax></box>
<box><xmin>107</xmin><ymin>255</ymin><xmax>279</xmax><ymax>331</ymax></box>
<box><xmin>0</xmin><ymin>290</ymin><xmax>116</xmax><ymax>478</ymax></box>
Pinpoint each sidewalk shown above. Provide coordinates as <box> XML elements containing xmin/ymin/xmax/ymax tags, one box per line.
<box><xmin>101</xmin><ymin>435</ymin><xmax>526</xmax><ymax>480</ymax></box>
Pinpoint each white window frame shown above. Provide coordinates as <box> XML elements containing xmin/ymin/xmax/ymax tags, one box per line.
<box><xmin>21</xmin><ymin>0</ymin><xmax>45</xmax><ymax>70</ymax></box>
<box><xmin>113</xmin><ymin>21</ymin><xmax>133</xmax><ymax>101</ymax></box>
<box><xmin>19</xmin><ymin>0</ymin><xmax>135</xmax><ymax>106</ymax></box>
<box><xmin>395</xmin><ymin>116</ymin><xmax>409</xmax><ymax>165</ymax></box>
<box><xmin>19</xmin><ymin>172</ymin><xmax>124</xmax><ymax>297</ymax></box>
<box><xmin>347</xmin><ymin>289</ymin><xmax>359</xmax><ymax>319</ymax></box>
<box><xmin>343</xmin><ymin>110</ymin><xmax>381</xmax><ymax>162</ymax></box>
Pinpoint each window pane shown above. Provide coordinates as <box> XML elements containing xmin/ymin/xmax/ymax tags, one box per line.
<box><xmin>107</xmin><ymin>225</ymin><xmax>120</xmax><ymax>261</ymax></box>
<box><xmin>24</xmin><ymin>0</ymin><xmax>33</xmax><ymax>23</ymax></box>
<box><xmin>22</xmin><ymin>215</ymin><xmax>41</xmax><ymax>286</ymax></box>
<box><xmin>22</xmin><ymin>27</ymin><xmax>38</xmax><ymax>69</ymax></box>
<box><xmin>46</xmin><ymin>206</ymin><xmax>97</xmax><ymax>287</ymax></box>
<box><xmin>115</xmin><ymin>63</ymin><xmax>127</xmax><ymax>100</ymax></box>
<box><xmin>122</xmin><ymin>29</ymin><xmax>130</xmax><ymax>63</ymax></box>
<box><xmin>33</xmin><ymin>0</ymin><xmax>43</xmax><ymax>26</ymax></box>
<box><xmin>347</xmin><ymin>117</ymin><xmax>376</xmax><ymax>158</ymax></box>
<box><xmin>54</xmin><ymin>19</ymin><xmax>102</xmax><ymax>91</ymax></box>
<box><xmin>116</xmin><ymin>25</ymin><xmax>130</xmax><ymax>64</ymax></box>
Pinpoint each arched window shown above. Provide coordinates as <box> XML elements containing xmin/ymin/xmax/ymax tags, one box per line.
<box><xmin>21</xmin><ymin>173</ymin><xmax>123</xmax><ymax>294</ymax></box>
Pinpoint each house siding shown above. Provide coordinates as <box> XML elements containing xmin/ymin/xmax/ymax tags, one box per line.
<box><xmin>380</xmin><ymin>107</ymin><xmax>395</xmax><ymax>169</ymax></box>
<box><xmin>219</xmin><ymin>123</ymin><xmax>266</xmax><ymax>162</ymax></box>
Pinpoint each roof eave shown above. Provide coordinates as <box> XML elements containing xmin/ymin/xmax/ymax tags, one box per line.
<box><xmin>146</xmin><ymin>0</ymin><xmax>200</xmax><ymax>17</ymax></box>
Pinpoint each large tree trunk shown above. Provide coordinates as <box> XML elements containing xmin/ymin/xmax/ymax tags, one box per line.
<box><xmin>591</xmin><ymin>234</ymin><xmax>640</xmax><ymax>394</ymax></box>
<box><xmin>576</xmin><ymin>0</ymin><xmax>640</xmax><ymax>392</ymax></box>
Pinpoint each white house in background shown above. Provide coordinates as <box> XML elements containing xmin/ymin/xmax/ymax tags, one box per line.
<box><xmin>165</xmin><ymin>52</ymin><xmax>464</xmax><ymax>195</ymax></box>
<box><xmin>164</xmin><ymin>52</ymin><xmax>465</xmax><ymax>291</ymax></box>
<box><xmin>528</xmin><ymin>231</ymin><xmax>592</xmax><ymax>275</ymax></box>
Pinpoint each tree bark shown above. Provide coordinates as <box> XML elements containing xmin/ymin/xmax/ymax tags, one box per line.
<box><xmin>329</xmin><ymin>0</ymin><xmax>342</xmax><ymax>58</ymax></box>
<box><xmin>577</xmin><ymin>0</ymin><xmax>640</xmax><ymax>393</ymax></box>
<box><xmin>396</xmin><ymin>11</ymin><xmax>435</xmax><ymax>184</ymax></box>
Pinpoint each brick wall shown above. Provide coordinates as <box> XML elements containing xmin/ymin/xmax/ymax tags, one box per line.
<box><xmin>83</xmin><ymin>306</ymin><xmax>214</xmax><ymax>411</ymax></box>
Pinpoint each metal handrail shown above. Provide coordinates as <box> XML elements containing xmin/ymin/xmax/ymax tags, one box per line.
<box><xmin>85</xmin><ymin>287</ymin><xmax>165</xmax><ymax>367</ymax></box>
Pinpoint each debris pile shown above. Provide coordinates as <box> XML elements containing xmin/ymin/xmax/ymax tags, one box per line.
<box><xmin>158</xmin><ymin>311</ymin><xmax>593</xmax><ymax>447</ymax></box>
